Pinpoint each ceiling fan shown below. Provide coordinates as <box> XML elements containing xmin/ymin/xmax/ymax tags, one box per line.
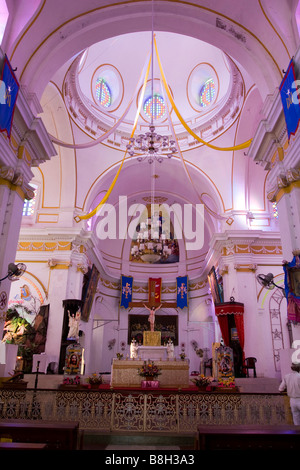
<box><xmin>0</xmin><ymin>263</ymin><xmax>27</xmax><ymax>283</ymax></box>
<box><xmin>256</xmin><ymin>272</ymin><xmax>285</xmax><ymax>293</ymax></box>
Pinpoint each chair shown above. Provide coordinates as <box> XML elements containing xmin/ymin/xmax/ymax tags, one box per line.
<box><xmin>244</xmin><ymin>357</ymin><xmax>257</xmax><ymax>377</ymax></box>
<box><xmin>204</xmin><ymin>357</ymin><xmax>212</xmax><ymax>376</ymax></box>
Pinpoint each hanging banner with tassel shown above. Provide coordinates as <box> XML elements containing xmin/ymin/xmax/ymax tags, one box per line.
<box><xmin>176</xmin><ymin>276</ymin><xmax>188</xmax><ymax>309</ymax></box>
<box><xmin>120</xmin><ymin>275</ymin><xmax>133</xmax><ymax>309</ymax></box>
<box><xmin>0</xmin><ymin>55</ymin><xmax>19</xmax><ymax>138</ymax></box>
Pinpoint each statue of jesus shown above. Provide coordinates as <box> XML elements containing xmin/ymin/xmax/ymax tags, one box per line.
<box><xmin>144</xmin><ymin>303</ymin><xmax>162</xmax><ymax>332</ymax></box>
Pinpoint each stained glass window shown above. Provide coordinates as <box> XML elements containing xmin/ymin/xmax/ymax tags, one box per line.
<box><xmin>144</xmin><ymin>94</ymin><xmax>166</xmax><ymax>120</ymax></box>
<box><xmin>199</xmin><ymin>78</ymin><xmax>216</xmax><ymax>108</ymax></box>
<box><xmin>95</xmin><ymin>77</ymin><xmax>111</xmax><ymax>107</ymax></box>
<box><xmin>272</xmin><ymin>202</ymin><xmax>278</xmax><ymax>219</ymax></box>
<box><xmin>23</xmin><ymin>185</ymin><xmax>37</xmax><ymax>217</ymax></box>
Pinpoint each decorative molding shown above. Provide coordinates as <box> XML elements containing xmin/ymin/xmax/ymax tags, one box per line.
<box><xmin>47</xmin><ymin>258</ymin><xmax>72</xmax><ymax>269</ymax></box>
<box><xmin>18</xmin><ymin>241</ymin><xmax>72</xmax><ymax>251</ymax></box>
<box><xmin>222</xmin><ymin>243</ymin><xmax>282</xmax><ymax>256</ymax></box>
<box><xmin>267</xmin><ymin>168</ymin><xmax>300</xmax><ymax>202</ymax></box>
<box><xmin>234</xmin><ymin>263</ymin><xmax>257</xmax><ymax>272</ymax></box>
<box><xmin>0</xmin><ymin>166</ymin><xmax>35</xmax><ymax>200</ymax></box>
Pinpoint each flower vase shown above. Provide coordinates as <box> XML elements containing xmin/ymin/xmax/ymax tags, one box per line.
<box><xmin>145</xmin><ymin>376</ymin><xmax>153</xmax><ymax>381</ymax></box>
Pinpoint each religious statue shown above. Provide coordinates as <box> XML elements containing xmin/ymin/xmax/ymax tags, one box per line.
<box><xmin>144</xmin><ymin>303</ymin><xmax>162</xmax><ymax>332</ymax></box>
<box><xmin>67</xmin><ymin>309</ymin><xmax>81</xmax><ymax>340</ymax></box>
<box><xmin>130</xmin><ymin>339</ymin><xmax>138</xmax><ymax>359</ymax></box>
<box><xmin>166</xmin><ymin>339</ymin><xmax>174</xmax><ymax>359</ymax></box>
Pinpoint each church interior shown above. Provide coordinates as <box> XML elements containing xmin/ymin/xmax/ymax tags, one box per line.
<box><xmin>0</xmin><ymin>0</ymin><xmax>300</xmax><ymax>452</ymax></box>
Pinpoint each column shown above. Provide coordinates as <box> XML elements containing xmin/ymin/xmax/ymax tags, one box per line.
<box><xmin>267</xmin><ymin>168</ymin><xmax>300</xmax><ymax>260</ymax></box>
<box><xmin>0</xmin><ymin>167</ymin><xmax>34</xmax><ymax>303</ymax></box>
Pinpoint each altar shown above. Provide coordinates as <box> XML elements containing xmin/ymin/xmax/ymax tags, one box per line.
<box><xmin>111</xmin><ymin>359</ymin><xmax>190</xmax><ymax>388</ymax></box>
<box><xmin>137</xmin><ymin>346</ymin><xmax>167</xmax><ymax>361</ymax></box>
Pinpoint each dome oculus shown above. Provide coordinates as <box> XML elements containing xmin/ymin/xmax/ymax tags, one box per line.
<box><xmin>95</xmin><ymin>77</ymin><xmax>112</xmax><ymax>108</ymax></box>
<box><xmin>143</xmin><ymin>94</ymin><xmax>166</xmax><ymax>120</ymax></box>
<box><xmin>199</xmin><ymin>78</ymin><xmax>216</xmax><ymax>108</ymax></box>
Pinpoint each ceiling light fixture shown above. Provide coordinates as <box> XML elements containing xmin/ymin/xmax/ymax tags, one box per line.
<box><xmin>126</xmin><ymin>1</ymin><xmax>178</xmax><ymax>164</ymax></box>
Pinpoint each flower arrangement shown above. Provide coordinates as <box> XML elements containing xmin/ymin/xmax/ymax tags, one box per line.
<box><xmin>116</xmin><ymin>352</ymin><xmax>123</xmax><ymax>360</ymax></box>
<box><xmin>138</xmin><ymin>360</ymin><xmax>161</xmax><ymax>379</ymax></box>
<box><xmin>179</xmin><ymin>352</ymin><xmax>186</xmax><ymax>360</ymax></box>
<box><xmin>191</xmin><ymin>341</ymin><xmax>203</xmax><ymax>357</ymax></box>
<box><xmin>195</xmin><ymin>348</ymin><xmax>203</xmax><ymax>357</ymax></box>
<box><xmin>218</xmin><ymin>377</ymin><xmax>235</xmax><ymax>388</ymax></box>
<box><xmin>86</xmin><ymin>373</ymin><xmax>103</xmax><ymax>385</ymax></box>
<box><xmin>192</xmin><ymin>374</ymin><xmax>213</xmax><ymax>388</ymax></box>
<box><xmin>62</xmin><ymin>375</ymin><xmax>81</xmax><ymax>385</ymax></box>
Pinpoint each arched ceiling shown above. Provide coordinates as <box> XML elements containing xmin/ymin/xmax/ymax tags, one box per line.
<box><xmin>5</xmin><ymin>0</ymin><xmax>297</xmax><ymax>100</ymax></box>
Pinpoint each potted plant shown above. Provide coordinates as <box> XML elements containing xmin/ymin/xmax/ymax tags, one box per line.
<box><xmin>85</xmin><ymin>373</ymin><xmax>103</xmax><ymax>389</ymax></box>
<box><xmin>192</xmin><ymin>374</ymin><xmax>213</xmax><ymax>391</ymax></box>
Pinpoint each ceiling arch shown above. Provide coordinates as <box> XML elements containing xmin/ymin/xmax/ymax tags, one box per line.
<box><xmin>7</xmin><ymin>0</ymin><xmax>286</xmax><ymax>100</ymax></box>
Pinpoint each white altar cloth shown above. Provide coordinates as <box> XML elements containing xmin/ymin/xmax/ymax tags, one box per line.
<box><xmin>137</xmin><ymin>346</ymin><xmax>167</xmax><ymax>361</ymax></box>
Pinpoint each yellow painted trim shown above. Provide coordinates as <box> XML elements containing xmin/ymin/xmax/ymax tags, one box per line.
<box><xmin>36</xmin><ymin>213</ymin><xmax>59</xmax><ymax>223</ymax></box>
<box><xmin>49</xmin><ymin>264</ymin><xmax>71</xmax><ymax>270</ymax></box>
<box><xmin>18</xmin><ymin>241</ymin><xmax>72</xmax><ymax>251</ymax></box>
<box><xmin>276</xmin><ymin>180</ymin><xmax>300</xmax><ymax>203</ymax></box>
<box><xmin>258</xmin><ymin>0</ymin><xmax>291</xmax><ymax>61</ymax></box>
<box><xmin>0</xmin><ymin>177</ymin><xmax>25</xmax><ymax>200</ymax></box>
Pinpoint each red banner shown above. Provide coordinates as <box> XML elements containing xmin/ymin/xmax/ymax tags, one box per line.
<box><xmin>148</xmin><ymin>278</ymin><xmax>162</xmax><ymax>305</ymax></box>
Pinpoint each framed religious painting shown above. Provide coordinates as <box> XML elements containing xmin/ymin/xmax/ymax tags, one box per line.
<box><xmin>288</xmin><ymin>267</ymin><xmax>300</xmax><ymax>297</ymax></box>
<box><xmin>207</xmin><ymin>266</ymin><xmax>224</xmax><ymax>304</ymax></box>
<box><xmin>283</xmin><ymin>255</ymin><xmax>300</xmax><ymax>324</ymax></box>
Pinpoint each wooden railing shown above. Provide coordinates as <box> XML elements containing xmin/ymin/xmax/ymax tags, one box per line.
<box><xmin>0</xmin><ymin>388</ymin><xmax>292</xmax><ymax>432</ymax></box>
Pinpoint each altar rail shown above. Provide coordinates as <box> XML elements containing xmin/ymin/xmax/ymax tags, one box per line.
<box><xmin>0</xmin><ymin>389</ymin><xmax>292</xmax><ymax>433</ymax></box>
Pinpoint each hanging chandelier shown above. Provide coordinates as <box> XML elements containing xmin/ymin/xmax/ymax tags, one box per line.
<box><xmin>126</xmin><ymin>126</ymin><xmax>177</xmax><ymax>163</ymax></box>
<box><xmin>126</xmin><ymin>0</ymin><xmax>178</xmax><ymax>164</ymax></box>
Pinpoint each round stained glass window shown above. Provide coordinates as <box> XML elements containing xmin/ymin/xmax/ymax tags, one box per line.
<box><xmin>95</xmin><ymin>78</ymin><xmax>111</xmax><ymax>108</ymax></box>
<box><xmin>144</xmin><ymin>94</ymin><xmax>166</xmax><ymax>120</ymax></box>
<box><xmin>199</xmin><ymin>78</ymin><xmax>216</xmax><ymax>108</ymax></box>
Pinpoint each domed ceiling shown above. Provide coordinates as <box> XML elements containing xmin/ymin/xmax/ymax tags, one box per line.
<box><xmin>40</xmin><ymin>30</ymin><xmax>249</xmax><ymax>281</ymax></box>
<box><xmin>65</xmin><ymin>31</ymin><xmax>243</xmax><ymax>146</ymax></box>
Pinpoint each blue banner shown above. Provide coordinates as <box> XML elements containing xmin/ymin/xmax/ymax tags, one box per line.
<box><xmin>120</xmin><ymin>275</ymin><xmax>133</xmax><ymax>308</ymax></box>
<box><xmin>0</xmin><ymin>55</ymin><xmax>19</xmax><ymax>138</ymax></box>
<box><xmin>280</xmin><ymin>59</ymin><xmax>300</xmax><ymax>140</ymax></box>
<box><xmin>176</xmin><ymin>276</ymin><xmax>188</xmax><ymax>309</ymax></box>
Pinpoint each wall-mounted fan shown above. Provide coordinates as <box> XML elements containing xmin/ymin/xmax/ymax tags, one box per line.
<box><xmin>256</xmin><ymin>272</ymin><xmax>285</xmax><ymax>293</ymax></box>
<box><xmin>0</xmin><ymin>263</ymin><xmax>27</xmax><ymax>283</ymax></box>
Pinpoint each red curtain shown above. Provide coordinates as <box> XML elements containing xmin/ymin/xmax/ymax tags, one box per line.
<box><xmin>217</xmin><ymin>315</ymin><xmax>230</xmax><ymax>346</ymax></box>
<box><xmin>234</xmin><ymin>313</ymin><xmax>244</xmax><ymax>354</ymax></box>
<box><xmin>215</xmin><ymin>302</ymin><xmax>245</xmax><ymax>355</ymax></box>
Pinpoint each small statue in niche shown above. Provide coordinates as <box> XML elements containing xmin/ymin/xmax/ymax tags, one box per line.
<box><xmin>67</xmin><ymin>309</ymin><xmax>81</xmax><ymax>340</ymax></box>
<box><xmin>130</xmin><ymin>339</ymin><xmax>138</xmax><ymax>359</ymax></box>
<box><xmin>166</xmin><ymin>339</ymin><xmax>174</xmax><ymax>359</ymax></box>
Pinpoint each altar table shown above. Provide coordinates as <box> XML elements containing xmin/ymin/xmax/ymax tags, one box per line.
<box><xmin>111</xmin><ymin>359</ymin><xmax>190</xmax><ymax>388</ymax></box>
